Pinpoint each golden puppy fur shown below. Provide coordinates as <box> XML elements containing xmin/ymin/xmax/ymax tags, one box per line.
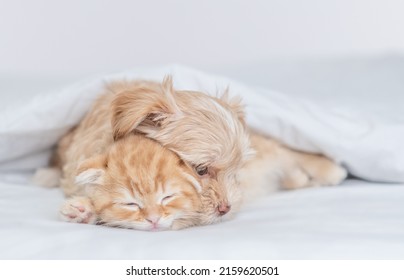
<box><xmin>239</xmin><ymin>132</ymin><xmax>347</xmax><ymax>203</ymax></box>
<box><xmin>51</xmin><ymin>76</ymin><xmax>347</xmax><ymax>228</ymax></box>
<box><xmin>53</xmin><ymin>77</ymin><xmax>252</xmax><ymax>227</ymax></box>
<box><xmin>110</xmin><ymin>77</ymin><xmax>253</xmax><ymax>223</ymax></box>
<box><xmin>106</xmin><ymin>77</ymin><xmax>346</xmax><ymax>220</ymax></box>
<box><xmin>60</xmin><ymin>134</ymin><xmax>203</xmax><ymax>231</ymax></box>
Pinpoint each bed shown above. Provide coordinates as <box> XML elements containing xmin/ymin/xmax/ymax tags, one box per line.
<box><xmin>1</xmin><ymin>55</ymin><xmax>404</xmax><ymax>259</ymax></box>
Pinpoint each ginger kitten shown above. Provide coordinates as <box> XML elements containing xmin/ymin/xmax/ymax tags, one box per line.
<box><xmin>109</xmin><ymin>77</ymin><xmax>253</xmax><ymax>224</ymax></box>
<box><xmin>60</xmin><ymin>134</ymin><xmax>203</xmax><ymax>231</ymax></box>
<box><xmin>51</xmin><ymin>76</ymin><xmax>346</xmax><ymax>228</ymax></box>
<box><xmin>108</xmin><ymin>77</ymin><xmax>346</xmax><ymax>222</ymax></box>
<box><xmin>53</xmin><ymin>76</ymin><xmax>253</xmax><ymax>226</ymax></box>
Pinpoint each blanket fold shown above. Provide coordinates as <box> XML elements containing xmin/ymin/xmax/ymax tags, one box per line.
<box><xmin>1</xmin><ymin>65</ymin><xmax>403</xmax><ymax>182</ymax></box>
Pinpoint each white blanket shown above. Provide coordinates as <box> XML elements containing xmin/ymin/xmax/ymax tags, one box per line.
<box><xmin>1</xmin><ymin>65</ymin><xmax>404</xmax><ymax>182</ymax></box>
<box><xmin>1</xmin><ymin>62</ymin><xmax>404</xmax><ymax>260</ymax></box>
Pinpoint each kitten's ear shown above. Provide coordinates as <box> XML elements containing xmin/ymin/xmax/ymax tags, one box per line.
<box><xmin>75</xmin><ymin>155</ymin><xmax>107</xmax><ymax>186</ymax></box>
<box><xmin>111</xmin><ymin>75</ymin><xmax>183</xmax><ymax>141</ymax></box>
<box><xmin>220</xmin><ymin>89</ymin><xmax>246</xmax><ymax>126</ymax></box>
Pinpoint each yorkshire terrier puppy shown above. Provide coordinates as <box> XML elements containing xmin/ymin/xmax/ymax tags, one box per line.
<box><xmin>39</xmin><ymin>76</ymin><xmax>346</xmax><ymax>228</ymax></box>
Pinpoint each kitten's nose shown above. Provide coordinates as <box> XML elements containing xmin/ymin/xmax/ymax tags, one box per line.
<box><xmin>146</xmin><ymin>215</ymin><xmax>161</xmax><ymax>225</ymax></box>
<box><xmin>217</xmin><ymin>203</ymin><xmax>231</xmax><ymax>216</ymax></box>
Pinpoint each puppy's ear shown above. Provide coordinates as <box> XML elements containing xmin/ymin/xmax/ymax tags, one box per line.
<box><xmin>111</xmin><ymin>76</ymin><xmax>182</xmax><ymax>140</ymax></box>
<box><xmin>75</xmin><ymin>155</ymin><xmax>107</xmax><ymax>186</ymax></box>
<box><xmin>220</xmin><ymin>89</ymin><xmax>246</xmax><ymax>125</ymax></box>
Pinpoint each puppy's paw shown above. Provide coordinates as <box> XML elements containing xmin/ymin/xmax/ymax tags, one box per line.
<box><xmin>60</xmin><ymin>197</ymin><xmax>96</xmax><ymax>224</ymax></box>
<box><xmin>298</xmin><ymin>154</ymin><xmax>348</xmax><ymax>187</ymax></box>
<box><xmin>315</xmin><ymin>164</ymin><xmax>347</xmax><ymax>186</ymax></box>
<box><xmin>282</xmin><ymin>162</ymin><xmax>348</xmax><ymax>190</ymax></box>
<box><xmin>281</xmin><ymin>168</ymin><xmax>311</xmax><ymax>190</ymax></box>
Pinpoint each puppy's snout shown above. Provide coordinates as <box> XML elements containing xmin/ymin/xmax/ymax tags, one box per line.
<box><xmin>217</xmin><ymin>203</ymin><xmax>231</xmax><ymax>216</ymax></box>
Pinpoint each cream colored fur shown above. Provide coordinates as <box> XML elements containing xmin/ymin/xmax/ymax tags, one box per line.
<box><xmin>240</xmin><ymin>132</ymin><xmax>347</xmax><ymax>203</ymax></box>
<box><xmin>38</xmin><ymin>76</ymin><xmax>347</xmax><ymax>229</ymax></box>
<box><xmin>59</xmin><ymin>134</ymin><xmax>204</xmax><ymax>231</ymax></box>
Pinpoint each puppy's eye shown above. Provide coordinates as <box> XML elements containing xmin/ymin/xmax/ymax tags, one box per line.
<box><xmin>195</xmin><ymin>165</ymin><xmax>209</xmax><ymax>176</ymax></box>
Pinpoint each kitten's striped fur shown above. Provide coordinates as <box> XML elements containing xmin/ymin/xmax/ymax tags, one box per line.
<box><xmin>60</xmin><ymin>134</ymin><xmax>203</xmax><ymax>231</ymax></box>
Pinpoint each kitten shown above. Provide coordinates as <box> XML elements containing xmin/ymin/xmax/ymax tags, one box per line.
<box><xmin>53</xmin><ymin>76</ymin><xmax>253</xmax><ymax>227</ymax></box>
<box><xmin>108</xmin><ymin>77</ymin><xmax>346</xmax><ymax>222</ymax></box>
<box><xmin>60</xmin><ymin>134</ymin><xmax>203</xmax><ymax>231</ymax></box>
<box><xmin>109</xmin><ymin>77</ymin><xmax>253</xmax><ymax>225</ymax></box>
<box><xmin>51</xmin><ymin>76</ymin><xmax>346</xmax><ymax>228</ymax></box>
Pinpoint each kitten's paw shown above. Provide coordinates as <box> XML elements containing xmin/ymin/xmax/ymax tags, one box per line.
<box><xmin>32</xmin><ymin>167</ymin><xmax>61</xmax><ymax>188</ymax></box>
<box><xmin>60</xmin><ymin>197</ymin><xmax>96</xmax><ymax>224</ymax></box>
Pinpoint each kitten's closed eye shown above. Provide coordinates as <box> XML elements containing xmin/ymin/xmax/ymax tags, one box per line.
<box><xmin>161</xmin><ymin>194</ymin><xmax>176</xmax><ymax>205</ymax></box>
<box><xmin>120</xmin><ymin>202</ymin><xmax>141</xmax><ymax>210</ymax></box>
<box><xmin>125</xmin><ymin>202</ymin><xmax>139</xmax><ymax>207</ymax></box>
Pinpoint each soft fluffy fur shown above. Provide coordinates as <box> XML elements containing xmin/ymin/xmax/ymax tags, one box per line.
<box><xmin>106</xmin><ymin>77</ymin><xmax>346</xmax><ymax>221</ymax></box>
<box><xmin>109</xmin><ymin>78</ymin><xmax>254</xmax><ymax>224</ymax></box>
<box><xmin>60</xmin><ymin>134</ymin><xmax>203</xmax><ymax>230</ymax></box>
<box><xmin>50</xmin><ymin>76</ymin><xmax>347</xmax><ymax>228</ymax></box>
<box><xmin>53</xmin><ymin>77</ymin><xmax>253</xmax><ymax>226</ymax></box>
<box><xmin>239</xmin><ymin>132</ymin><xmax>347</xmax><ymax>203</ymax></box>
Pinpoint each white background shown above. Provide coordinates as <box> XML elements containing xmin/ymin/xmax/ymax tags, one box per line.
<box><xmin>1</xmin><ymin>260</ymin><xmax>404</xmax><ymax>280</ymax></box>
<box><xmin>1</xmin><ymin>1</ymin><xmax>404</xmax><ymax>263</ymax></box>
<box><xmin>1</xmin><ymin>0</ymin><xmax>404</xmax><ymax>76</ymax></box>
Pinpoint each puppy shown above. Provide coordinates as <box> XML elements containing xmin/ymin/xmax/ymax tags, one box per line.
<box><xmin>107</xmin><ymin>77</ymin><xmax>346</xmax><ymax>222</ymax></box>
<box><xmin>52</xmin><ymin>77</ymin><xmax>251</xmax><ymax>226</ymax></box>
<box><xmin>53</xmin><ymin>76</ymin><xmax>346</xmax><ymax>227</ymax></box>
<box><xmin>238</xmin><ymin>132</ymin><xmax>347</xmax><ymax>203</ymax></box>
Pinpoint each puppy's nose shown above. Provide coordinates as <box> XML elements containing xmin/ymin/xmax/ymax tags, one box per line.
<box><xmin>217</xmin><ymin>203</ymin><xmax>231</xmax><ymax>216</ymax></box>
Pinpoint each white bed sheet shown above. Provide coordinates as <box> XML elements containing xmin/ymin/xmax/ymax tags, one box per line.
<box><xmin>1</xmin><ymin>55</ymin><xmax>404</xmax><ymax>260</ymax></box>
<box><xmin>1</xmin><ymin>172</ymin><xmax>403</xmax><ymax>260</ymax></box>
